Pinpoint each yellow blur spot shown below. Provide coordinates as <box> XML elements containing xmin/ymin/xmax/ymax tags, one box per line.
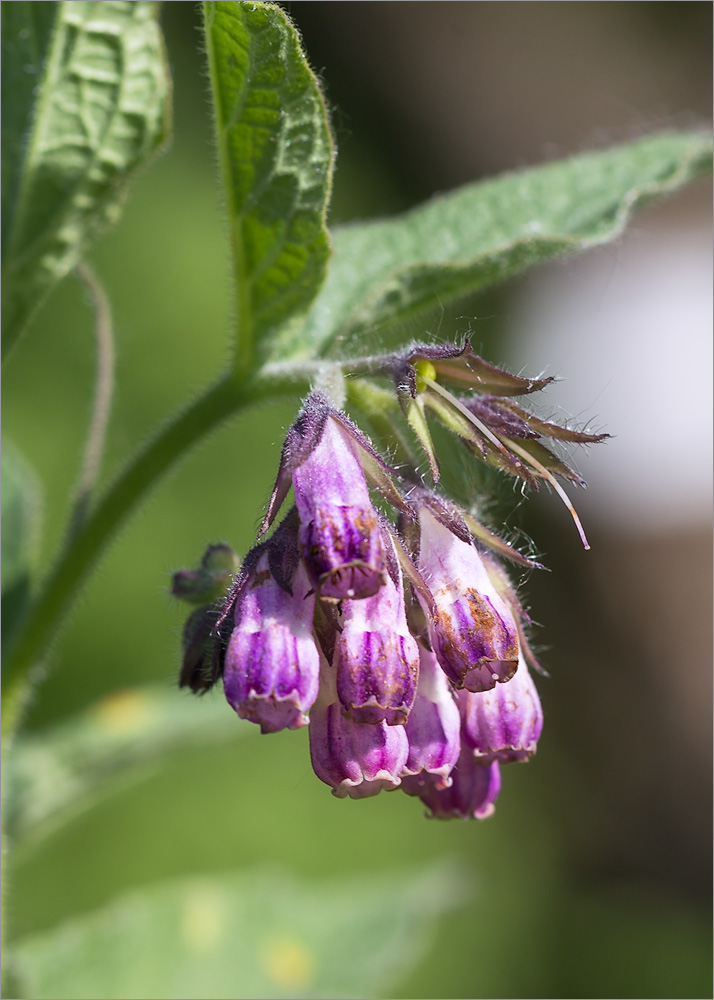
<box><xmin>414</xmin><ymin>358</ymin><xmax>437</xmax><ymax>392</ymax></box>
<box><xmin>181</xmin><ymin>885</ymin><xmax>225</xmax><ymax>955</ymax></box>
<box><xmin>260</xmin><ymin>936</ymin><xmax>315</xmax><ymax>991</ymax></box>
<box><xmin>91</xmin><ymin>689</ymin><xmax>152</xmax><ymax>732</ymax></box>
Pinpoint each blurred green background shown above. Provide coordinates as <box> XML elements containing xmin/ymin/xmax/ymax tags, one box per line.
<box><xmin>4</xmin><ymin>3</ymin><xmax>712</xmax><ymax>998</ymax></box>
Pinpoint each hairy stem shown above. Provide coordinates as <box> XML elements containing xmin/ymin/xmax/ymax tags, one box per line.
<box><xmin>67</xmin><ymin>263</ymin><xmax>115</xmax><ymax>538</ymax></box>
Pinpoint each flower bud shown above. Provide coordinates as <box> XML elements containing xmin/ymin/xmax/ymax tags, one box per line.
<box><xmin>178</xmin><ymin>605</ymin><xmax>227</xmax><ymax>694</ymax></box>
<box><xmin>334</xmin><ymin>533</ymin><xmax>419</xmax><ymax>726</ymax></box>
<box><xmin>417</xmin><ymin>507</ymin><xmax>519</xmax><ymax>692</ymax></box>
<box><xmin>171</xmin><ymin>543</ymin><xmax>239</xmax><ymax>605</ymax></box>
<box><xmin>416</xmin><ymin>752</ymin><xmax>501</xmax><ymax>820</ymax></box>
<box><xmin>223</xmin><ymin>550</ymin><xmax>319</xmax><ymax>734</ymax></box>
<box><xmin>400</xmin><ymin>645</ymin><xmax>461</xmax><ymax>794</ymax></box>
<box><xmin>459</xmin><ymin>654</ymin><xmax>543</xmax><ymax>763</ymax></box>
<box><xmin>309</xmin><ymin>659</ymin><xmax>409</xmax><ymax>798</ymax></box>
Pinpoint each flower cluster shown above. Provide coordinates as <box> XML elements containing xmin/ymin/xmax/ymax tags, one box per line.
<box><xmin>174</xmin><ymin>342</ymin><xmax>605</xmax><ymax>819</ymax></box>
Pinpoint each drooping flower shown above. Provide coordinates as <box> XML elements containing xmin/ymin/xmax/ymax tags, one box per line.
<box><xmin>400</xmin><ymin>643</ymin><xmax>461</xmax><ymax>794</ymax></box>
<box><xmin>293</xmin><ymin>414</ymin><xmax>384</xmax><ymax>601</ymax></box>
<box><xmin>259</xmin><ymin>393</ymin><xmax>412</xmax><ymax>603</ymax></box>
<box><xmin>334</xmin><ymin>528</ymin><xmax>419</xmax><ymax>726</ymax></box>
<box><xmin>222</xmin><ymin>513</ymin><xmax>320</xmax><ymax>734</ymax></box>
<box><xmin>459</xmin><ymin>652</ymin><xmax>543</xmax><ymax>763</ymax></box>
<box><xmin>416</xmin><ymin>751</ymin><xmax>502</xmax><ymax>820</ymax></box>
<box><xmin>415</xmin><ymin>502</ymin><xmax>519</xmax><ymax>692</ymax></box>
<box><xmin>173</xmin><ymin>339</ymin><xmax>606</xmax><ymax>822</ymax></box>
<box><xmin>309</xmin><ymin>656</ymin><xmax>409</xmax><ymax>798</ymax></box>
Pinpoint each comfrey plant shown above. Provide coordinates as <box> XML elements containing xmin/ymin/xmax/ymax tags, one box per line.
<box><xmin>2</xmin><ymin>1</ymin><xmax>710</xmax><ymax>994</ymax></box>
<box><xmin>173</xmin><ymin>342</ymin><xmax>606</xmax><ymax>817</ymax></box>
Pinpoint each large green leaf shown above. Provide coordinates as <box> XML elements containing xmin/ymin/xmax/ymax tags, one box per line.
<box><xmin>202</xmin><ymin>1</ymin><xmax>334</xmax><ymax>372</ymax></box>
<box><xmin>6</xmin><ymin>684</ymin><xmax>245</xmax><ymax>846</ymax></box>
<box><xmin>1</xmin><ymin>440</ymin><xmax>42</xmax><ymax>653</ymax></box>
<box><xmin>2</xmin><ymin>1</ymin><xmax>170</xmax><ymax>360</ymax></box>
<box><xmin>269</xmin><ymin>130</ymin><xmax>712</xmax><ymax>362</ymax></box>
<box><xmin>10</xmin><ymin>864</ymin><xmax>463</xmax><ymax>999</ymax></box>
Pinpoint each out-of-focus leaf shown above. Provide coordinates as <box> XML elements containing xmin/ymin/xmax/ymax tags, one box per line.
<box><xmin>271</xmin><ymin>130</ymin><xmax>712</xmax><ymax>362</ymax></box>
<box><xmin>1</xmin><ymin>2</ymin><xmax>58</xmax><ymax>251</ymax></box>
<box><xmin>1</xmin><ymin>440</ymin><xmax>42</xmax><ymax>652</ymax></box>
<box><xmin>10</xmin><ymin>863</ymin><xmax>465</xmax><ymax>1000</ymax></box>
<box><xmin>202</xmin><ymin>1</ymin><xmax>334</xmax><ymax>371</ymax></box>
<box><xmin>5</xmin><ymin>685</ymin><xmax>245</xmax><ymax>845</ymax></box>
<box><xmin>2</xmin><ymin>0</ymin><xmax>170</xmax><ymax>360</ymax></box>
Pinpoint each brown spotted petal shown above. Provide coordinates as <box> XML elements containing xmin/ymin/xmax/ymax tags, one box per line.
<box><xmin>292</xmin><ymin>414</ymin><xmax>386</xmax><ymax>601</ymax></box>
<box><xmin>416</xmin><ymin>508</ymin><xmax>519</xmax><ymax>692</ymax></box>
<box><xmin>334</xmin><ymin>533</ymin><xmax>419</xmax><ymax>726</ymax></box>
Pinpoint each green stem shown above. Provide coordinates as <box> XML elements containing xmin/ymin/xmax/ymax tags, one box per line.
<box><xmin>68</xmin><ymin>263</ymin><xmax>116</xmax><ymax>538</ymax></box>
<box><xmin>3</xmin><ymin>371</ymin><xmax>299</xmax><ymax>706</ymax></box>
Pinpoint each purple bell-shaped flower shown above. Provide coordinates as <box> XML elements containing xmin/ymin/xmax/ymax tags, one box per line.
<box><xmin>223</xmin><ymin>518</ymin><xmax>320</xmax><ymax>734</ymax></box>
<box><xmin>417</xmin><ymin>506</ymin><xmax>519</xmax><ymax>692</ymax></box>
<box><xmin>459</xmin><ymin>652</ymin><xmax>543</xmax><ymax>763</ymax></box>
<box><xmin>416</xmin><ymin>751</ymin><xmax>502</xmax><ymax>820</ymax></box>
<box><xmin>334</xmin><ymin>530</ymin><xmax>419</xmax><ymax>726</ymax></box>
<box><xmin>309</xmin><ymin>656</ymin><xmax>409</xmax><ymax>798</ymax></box>
<box><xmin>400</xmin><ymin>644</ymin><xmax>461</xmax><ymax>794</ymax></box>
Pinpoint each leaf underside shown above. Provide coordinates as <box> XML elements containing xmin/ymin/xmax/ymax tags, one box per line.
<box><xmin>268</xmin><ymin>130</ymin><xmax>712</xmax><ymax>363</ymax></box>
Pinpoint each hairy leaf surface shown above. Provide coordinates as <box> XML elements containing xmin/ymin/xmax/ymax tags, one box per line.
<box><xmin>269</xmin><ymin>130</ymin><xmax>712</xmax><ymax>362</ymax></box>
<box><xmin>203</xmin><ymin>1</ymin><xmax>334</xmax><ymax>372</ymax></box>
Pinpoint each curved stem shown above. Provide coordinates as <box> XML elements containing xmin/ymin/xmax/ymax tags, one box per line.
<box><xmin>3</xmin><ymin>369</ymin><xmax>304</xmax><ymax>701</ymax></box>
<box><xmin>68</xmin><ymin>263</ymin><xmax>115</xmax><ymax>538</ymax></box>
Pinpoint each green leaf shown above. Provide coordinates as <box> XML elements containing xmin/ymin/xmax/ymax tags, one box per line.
<box><xmin>202</xmin><ymin>1</ymin><xmax>334</xmax><ymax>374</ymax></box>
<box><xmin>2</xmin><ymin>1</ymin><xmax>170</xmax><ymax>361</ymax></box>
<box><xmin>1</xmin><ymin>2</ymin><xmax>58</xmax><ymax>252</ymax></box>
<box><xmin>271</xmin><ymin>130</ymin><xmax>712</xmax><ymax>362</ymax></box>
<box><xmin>10</xmin><ymin>863</ymin><xmax>463</xmax><ymax>999</ymax></box>
<box><xmin>6</xmin><ymin>685</ymin><xmax>245</xmax><ymax>846</ymax></box>
<box><xmin>1</xmin><ymin>440</ymin><xmax>42</xmax><ymax>653</ymax></box>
